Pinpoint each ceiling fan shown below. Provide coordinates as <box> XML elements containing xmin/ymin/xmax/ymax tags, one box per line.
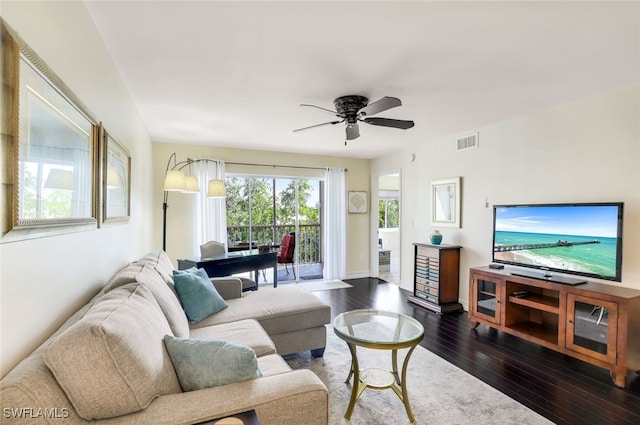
<box><xmin>293</xmin><ymin>95</ymin><xmax>415</xmax><ymax>145</ymax></box>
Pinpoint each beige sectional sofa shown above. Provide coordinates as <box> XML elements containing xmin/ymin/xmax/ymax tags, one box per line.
<box><xmin>0</xmin><ymin>251</ymin><xmax>330</xmax><ymax>425</ymax></box>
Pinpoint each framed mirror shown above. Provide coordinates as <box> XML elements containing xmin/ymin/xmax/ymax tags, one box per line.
<box><xmin>1</xmin><ymin>20</ymin><xmax>99</xmax><ymax>242</ymax></box>
<box><xmin>430</xmin><ymin>177</ymin><xmax>461</xmax><ymax>228</ymax></box>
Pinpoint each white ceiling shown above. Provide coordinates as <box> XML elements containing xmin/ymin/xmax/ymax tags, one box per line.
<box><xmin>84</xmin><ymin>1</ymin><xmax>640</xmax><ymax>159</ymax></box>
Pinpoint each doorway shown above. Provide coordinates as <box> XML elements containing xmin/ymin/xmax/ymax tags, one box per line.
<box><xmin>373</xmin><ymin>171</ymin><xmax>401</xmax><ymax>284</ymax></box>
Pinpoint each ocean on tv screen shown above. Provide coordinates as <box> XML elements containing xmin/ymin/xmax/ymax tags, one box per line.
<box><xmin>494</xmin><ymin>231</ymin><xmax>617</xmax><ymax>278</ymax></box>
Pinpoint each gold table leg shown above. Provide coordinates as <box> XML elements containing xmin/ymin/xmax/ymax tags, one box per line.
<box><xmin>344</xmin><ymin>342</ymin><xmax>360</xmax><ymax>420</ymax></box>
<box><xmin>342</xmin><ymin>342</ymin><xmax>420</xmax><ymax>424</ymax></box>
<box><xmin>399</xmin><ymin>343</ymin><xmax>418</xmax><ymax>424</ymax></box>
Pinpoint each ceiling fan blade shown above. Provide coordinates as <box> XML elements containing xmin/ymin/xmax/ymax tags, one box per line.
<box><xmin>363</xmin><ymin>117</ymin><xmax>415</xmax><ymax>130</ymax></box>
<box><xmin>299</xmin><ymin>104</ymin><xmax>339</xmax><ymax>115</ymax></box>
<box><xmin>359</xmin><ymin>96</ymin><xmax>402</xmax><ymax>116</ymax></box>
<box><xmin>293</xmin><ymin>120</ymin><xmax>343</xmax><ymax>133</ymax></box>
<box><xmin>345</xmin><ymin>123</ymin><xmax>360</xmax><ymax>140</ymax></box>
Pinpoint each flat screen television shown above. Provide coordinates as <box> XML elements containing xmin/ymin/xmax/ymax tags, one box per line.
<box><xmin>492</xmin><ymin>203</ymin><xmax>623</xmax><ymax>284</ymax></box>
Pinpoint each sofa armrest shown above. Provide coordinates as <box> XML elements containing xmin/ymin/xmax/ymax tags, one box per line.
<box><xmin>95</xmin><ymin>370</ymin><xmax>328</xmax><ymax>425</ymax></box>
<box><xmin>210</xmin><ymin>277</ymin><xmax>242</xmax><ymax>299</ymax></box>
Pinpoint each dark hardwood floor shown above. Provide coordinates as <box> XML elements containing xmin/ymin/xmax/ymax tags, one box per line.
<box><xmin>314</xmin><ymin>278</ymin><xmax>640</xmax><ymax>425</ymax></box>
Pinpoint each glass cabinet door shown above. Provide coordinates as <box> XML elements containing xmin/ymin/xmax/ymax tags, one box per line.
<box><xmin>566</xmin><ymin>294</ymin><xmax>617</xmax><ymax>363</ymax></box>
<box><xmin>471</xmin><ymin>275</ymin><xmax>502</xmax><ymax>324</ymax></box>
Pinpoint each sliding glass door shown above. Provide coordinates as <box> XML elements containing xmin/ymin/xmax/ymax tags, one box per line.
<box><xmin>225</xmin><ymin>175</ymin><xmax>322</xmax><ymax>282</ymax></box>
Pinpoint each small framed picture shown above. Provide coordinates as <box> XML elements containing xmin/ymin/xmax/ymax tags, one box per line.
<box><xmin>102</xmin><ymin>130</ymin><xmax>131</xmax><ymax>222</ymax></box>
<box><xmin>348</xmin><ymin>191</ymin><xmax>368</xmax><ymax>214</ymax></box>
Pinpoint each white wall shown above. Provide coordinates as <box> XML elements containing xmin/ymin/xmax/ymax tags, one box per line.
<box><xmin>0</xmin><ymin>2</ymin><xmax>154</xmax><ymax>377</ymax></box>
<box><xmin>379</xmin><ymin>174</ymin><xmax>400</xmax><ymax>191</ymax></box>
<box><xmin>372</xmin><ymin>85</ymin><xmax>640</xmax><ymax>308</ymax></box>
<box><xmin>379</xmin><ymin>229</ymin><xmax>400</xmax><ymax>252</ymax></box>
<box><xmin>153</xmin><ymin>142</ymin><xmax>372</xmax><ymax>278</ymax></box>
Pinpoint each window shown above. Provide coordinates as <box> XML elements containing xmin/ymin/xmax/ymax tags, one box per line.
<box><xmin>225</xmin><ymin>175</ymin><xmax>322</xmax><ymax>280</ymax></box>
<box><xmin>379</xmin><ymin>198</ymin><xmax>399</xmax><ymax>228</ymax></box>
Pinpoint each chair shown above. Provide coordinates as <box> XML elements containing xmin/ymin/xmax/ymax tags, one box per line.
<box><xmin>200</xmin><ymin>240</ymin><xmax>226</xmax><ymax>258</ymax></box>
<box><xmin>277</xmin><ymin>232</ymin><xmax>296</xmax><ymax>279</ymax></box>
<box><xmin>200</xmin><ymin>241</ymin><xmax>258</xmax><ymax>291</ymax></box>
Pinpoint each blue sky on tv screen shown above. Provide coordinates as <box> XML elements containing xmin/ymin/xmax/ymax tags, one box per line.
<box><xmin>495</xmin><ymin>205</ymin><xmax>619</xmax><ymax>238</ymax></box>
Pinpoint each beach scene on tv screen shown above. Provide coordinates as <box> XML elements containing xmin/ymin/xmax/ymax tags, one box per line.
<box><xmin>494</xmin><ymin>205</ymin><xmax>619</xmax><ymax>278</ymax></box>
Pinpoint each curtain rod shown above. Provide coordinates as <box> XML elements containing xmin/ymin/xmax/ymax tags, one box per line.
<box><xmin>225</xmin><ymin>161</ymin><xmax>347</xmax><ymax>172</ymax></box>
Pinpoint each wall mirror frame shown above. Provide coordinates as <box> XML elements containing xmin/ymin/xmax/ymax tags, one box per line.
<box><xmin>102</xmin><ymin>129</ymin><xmax>131</xmax><ymax>223</ymax></box>
<box><xmin>1</xmin><ymin>19</ymin><xmax>99</xmax><ymax>242</ymax></box>
<box><xmin>430</xmin><ymin>176</ymin><xmax>461</xmax><ymax>228</ymax></box>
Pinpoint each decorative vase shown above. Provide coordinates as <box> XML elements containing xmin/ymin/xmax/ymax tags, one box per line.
<box><xmin>430</xmin><ymin>230</ymin><xmax>443</xmax><ymax>245</ymax></box>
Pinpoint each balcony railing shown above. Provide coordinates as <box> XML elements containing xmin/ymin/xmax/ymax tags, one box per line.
<box><xmin>227</xmin><ymin>224</ymin><xmax>321</xmax><ymax>264</ymax></box>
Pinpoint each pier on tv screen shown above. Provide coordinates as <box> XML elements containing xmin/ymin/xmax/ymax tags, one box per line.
<box><xmin>492</xmin><ymin>203</ymin><xmax>623</xmax><ymax>281</ymax></box>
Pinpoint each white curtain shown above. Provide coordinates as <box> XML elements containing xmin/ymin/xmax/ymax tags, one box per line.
<box><xmin>192</xmin><ymin>160</ymin><xmax>227</xmax><ymax>258</ymax></box>
<box><xmin>323</xmin><ymin>167</ymin><xmax>346</xmax><ymax>280</ymax></box>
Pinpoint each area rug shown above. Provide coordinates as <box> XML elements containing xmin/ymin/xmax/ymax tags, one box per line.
<box><xmin>284</xmin><ymin>327</ymin><xmax>553</xmax><ymax>425</ymax></box>
<box><xmin>299</xmin><ymin>280</ymin><xmax>353</xmax><ymax>292</ymax></box>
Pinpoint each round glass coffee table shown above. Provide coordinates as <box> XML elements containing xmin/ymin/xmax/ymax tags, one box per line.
<box><xmin>333</xmin><ymin>309</ymin><xmax>424</xmax><ymax>424</ymax></box>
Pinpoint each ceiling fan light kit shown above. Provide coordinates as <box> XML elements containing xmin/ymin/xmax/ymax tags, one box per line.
<box><xmin>293</xmin><ymin>95</ymin><xmax>415</xmax><ymax>145</ymax></box>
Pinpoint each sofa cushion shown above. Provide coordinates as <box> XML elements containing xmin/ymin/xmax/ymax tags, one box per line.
<box><xmin>255</xmin><ymin>353</ymin><xmax>293</xmax><ymax>377</ymax></box>
<box><xmin>135</xmin><ymin>250</ymin><xmax>176</xmax><ymax>286</ymax></box>
<box><xmin>189</xmin><ymin>319</ymin><xmax>276</xmax><ymax>357</ymax></box>
<box><xmin>173</xmin><ymin>267</ymin><xmax>228</xmax><ymax>321</ymax></box>
<box><xmin>103</xmin><ymin>262</ymin><xmax>189</xmax><ymax>338</ymax></box>
<box><xmin>44</xmin><ymin>283</ymin><xmax>181</xmax><ymax>420</ymax></box>
<box><xmin>140</xmin><ymin>267</ymin><xmax>190</xmax><ymax>338</ymax></box>
<box><xmin>190</xmin><ymin>286</ymin><xmax>331</xmax><ymax>337</ymax></box>
<box><xmin>103</xmin><ymin>262</ymin><xmax>143</xmax><ymax>291</ymax></box>
<box><xmin>164</xmin><ymin>335</ymin><xmax>262</xmax><ymax>392</ymax></box>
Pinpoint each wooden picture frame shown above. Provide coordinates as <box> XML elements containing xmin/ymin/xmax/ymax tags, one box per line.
<box><xmin>348</xmin><ymin>191</ymin><xmax>368</xmax><ymax>214</ymax></box>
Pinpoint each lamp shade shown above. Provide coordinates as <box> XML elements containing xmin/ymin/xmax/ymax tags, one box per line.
<box><xmin>207</xmin><ymin>179</ymin><xmax>226</xmax><ymax>197</ymax></box>
<box><xmin>44</xmin><ymin>169</ymin><xmax>74</xmax><ymax>191</ymax></box>
<box><xmin>183</xmin><ymin>176</ymin><xmax>200</xmax><ymax>193</ymax></box>
<box><xmin>164</xmin><ymin>170</ymin><xmax>186</xmax><ymax>191</ymax></box>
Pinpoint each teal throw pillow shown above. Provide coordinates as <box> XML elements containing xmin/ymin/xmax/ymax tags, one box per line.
<box><xmin>163</xmin><ymin>335</ymin><xmax>262</xmax><ymax>391</ymax></box>
<box><xmin>173</xmin><ymin>267</ymin><xmax>227</xmax><ymax>321</ymax></box>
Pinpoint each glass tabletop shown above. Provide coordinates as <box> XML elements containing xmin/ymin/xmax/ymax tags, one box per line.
<box><xmin>333</xmin><ymin>309</ymin><xmax>424</xmax><ymax>346</ymax></box>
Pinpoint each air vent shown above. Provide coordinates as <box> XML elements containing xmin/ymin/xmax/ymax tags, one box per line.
<box><xmin>457</xmin><ymin>133</ymin><xmax>478</xmax><ymax>151</ymax></box>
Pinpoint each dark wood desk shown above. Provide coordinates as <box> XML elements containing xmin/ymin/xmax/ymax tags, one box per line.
<box><xmin>228</xmin><ymin>243</ymin><xmax>279</xmax><ymax>253</ymax></box>
<box><xmin>228</xmin><ymin>242</ymin><xmax>257</xmax><ymax>252</ymax></box>
<box><xmin>178</xmin><ymin>249</ymin><xmax>278</xmax><ymax>288</ymax></box>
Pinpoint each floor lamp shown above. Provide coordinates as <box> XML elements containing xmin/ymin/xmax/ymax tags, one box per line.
<box><xmin>162</xmin><ymin>153</ymin><xmax>227</xmax><ymax>251</ymax></box>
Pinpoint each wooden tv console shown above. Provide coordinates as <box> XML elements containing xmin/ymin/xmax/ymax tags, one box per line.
<box><xmin>468</xmin><ymin>266</ymin><xmax>640</xmax><ymax>387</ymax></box>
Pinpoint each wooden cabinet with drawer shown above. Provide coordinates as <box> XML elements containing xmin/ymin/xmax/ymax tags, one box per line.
<box><xmin>408</xmin><ymin>243</ymin><xmax>462</xmax><ymax>314</ymax></box>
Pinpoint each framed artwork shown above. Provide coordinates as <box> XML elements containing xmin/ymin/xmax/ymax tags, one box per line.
<box><xmin>1</xmin><ymin>20</ymin><xmax>99</xmax><ymax>242</ymax></box>
<box><xmin>102</xmin><ymin>130</ymin><xmax>131</xmax><ymax>222</ymax></box>
<box><xmin>348</xmin><ymin>191</ymin><xmax>368</xmax><ymax>214</ymax></box>
<box><xmin>430</xmin><ymin>177</ymin><xmax>461</xmax><ymax>228</ymax></box>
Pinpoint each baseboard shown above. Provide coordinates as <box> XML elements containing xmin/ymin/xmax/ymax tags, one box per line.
<box><xmin>460</xmin><ymin>299</ymin><xmax>469</xmax><ymax>312</ymax></box>
<box><xmin>343</xmin><ymin>270</ymin><xmax>371</xmax><ymax>280</ymax></box>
